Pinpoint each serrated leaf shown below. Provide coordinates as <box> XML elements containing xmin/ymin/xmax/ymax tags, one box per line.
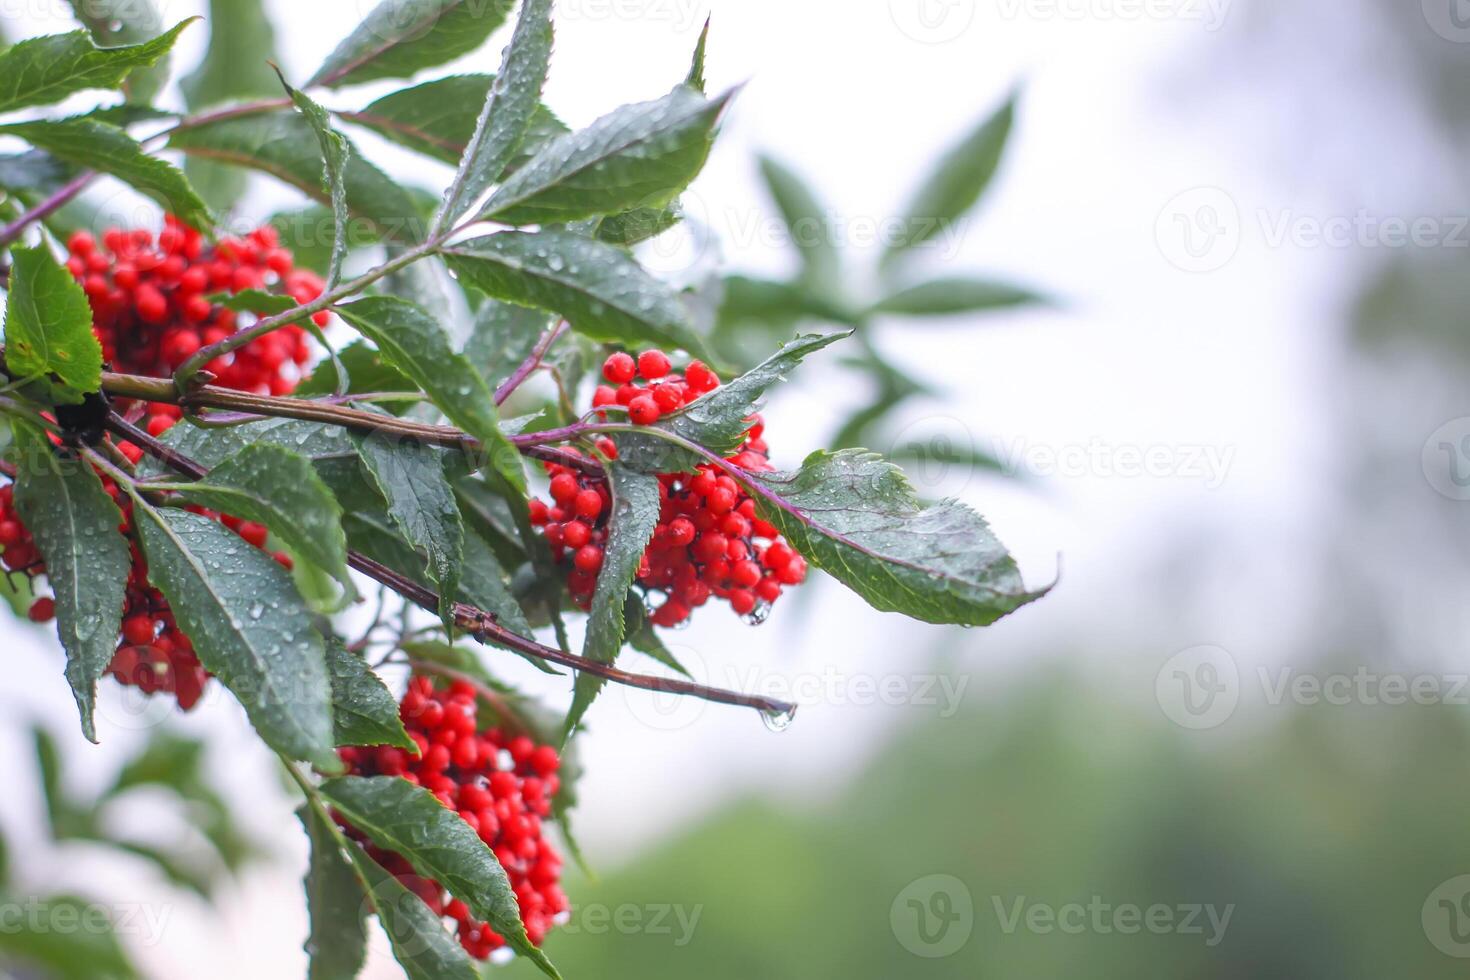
<box><xmin>170</xmin><ymin>111</ymin><xmax>424</xmax><ymax>242</ymax></box>
<box><xmin>357</xmin><ymin>432</ymin><xmax>464</xmax><ymax>631</ymax></box>
<box><xmin>758</xmin><ymin>155</ymin><xmax>840</xmax><ymax>291</ymax></box>
<box><xmin>686</xmin><ymin>17</ymin><xmax>710</xmax><ymax>93</ymax></box>
<box><xmin>565</xmin><ymin>464</ymin><xmax>660</xmax><ymax>740</ymax></box>
<box><xmin>883</xmin><ymin>94</ymin><xmax>1016</xmax><ymax>263</ymax></box>
<box><xmin>344</xmin><ymin>842</ymin><xmax>477</xmax><ymax>980</ymax></box>
<box><xmin>334</xmin><ymin>296</ymin><xmax>526</xmax><ymax>492</ymax></box>
<box><xmin>0</xmin><ymin>20</ymin><xmax>192</xmax><ymax>115</ymax></box>
<box><xmin>64</xmin><ymin>0</ymin><xmax>170</xmax><ymax>104</ymax></box>
<box><xmin>129</xmin><ymin>501</ymin><xmax>337</xmax><ymax>769</ymax></box>
<box><xmin>318</xmin><ymin>775</ymin><xmax>560</xmax><ymax>979</ymax></box>
<box><xmin>341</xmin><ymin>74</ymin><xmax>566</xmax><ymax>167</ymax></box>
<box><xmin>871</xmin><ymin>276</ymin><xmax>1045</xmax><ymax>316</ymax></box>
<box><xmin>0</xmin><ymin>119</ymin><xmax>211</xmax><ymax>232</ymax></box>
<box><xmin>160</xmin><ymin>443</ymin><xmax>353</xmax><ymax>594</ymax></box>
<box><xmin>2</xmin><ymin>245</ymin><xmax>102</xmax><ymax>403</ymax></box>
<box><xmin>443</xmin><ymin>229</ymin><xmax>711</xmax><ymax>359</ymax></box>
<box><xmin>141</xmin><ymin>417</ymin><xmax>355</xmax><ymax>475</ymax></box>
<box><xmin>482</xmin><ymin>87</ymin><xmax>733</xmax><ymax>225</ymax></box>
<box><xmin>438</xmin><ymin>0</ymin><xmax>554</xmax><ymax>228</ymax></box>
<box><xmin>616</xmin><ymin>332</ymin><xmax>848</xmax><ymax>473</ymax></box>
<box><xmin>326</xmin><ymin>640</ymin><xmax>415</xmax><ymax>750</ymax></box>
<box><xmin>309</xmin><ymin>0</ymin><xmax>513</xmax><ymax>89</ymax></box>
<box><xmin>749</xmin><ymin>449</ymin><xmax>1048</xmax><ymax>626</ymax></box>
<box><xmin>11</xmin><ymin>425</ymin><xmax>129</xmax><ymax>743</ymax></box>
<box><xmin>274</xmin><ymin>70</ymin><xmax>350</xmax><ymax>287</ymax></box>
<box><xmin>298</xmin><ymin>806</ymin><xmax>369</xmax><ymax>980</ymax></box>
<box><xmin>462</xmin><ymin>299</ymin><xmax>553</xmax><ymax>389</ymax></box>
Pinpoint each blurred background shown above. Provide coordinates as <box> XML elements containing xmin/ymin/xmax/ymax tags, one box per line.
<box><xmin>3</xmin><ymin>0</ymin><xmax>1470</xmax><ymax>976</ymax></box>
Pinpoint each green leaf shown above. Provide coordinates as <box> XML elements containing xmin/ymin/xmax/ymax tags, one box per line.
<box><xmin>458</xmin><ymin>524</ymin><xmax>535</xmax><ymax>638</ymax></box>
<box><xmin>11</xmin><ymin>425</ymin><xmax>130</xmax><ymax>743</ymax></box>
<box><xmin>298</xmin><ymin>806</ymin><xmax>369</xmax><ymax>980</ymax></box>
<box><xmin>686</xmin><ymin>17</ymin><xmax>710</xmax><ymax>93</ymax></box>
<box><xmin>2</xmin><ymin>245</ymin><xmax>101</xmax><ymax>403</ymax></box>
<box><xmin>326</xmin><ymin>640</ymin><xmax>415</xmax><ymax>751</ymax></box>
<box><xmin>596</xmin><ymin>204</ymin><xmax>682</xmax><ymax>247</ymax></box>
<box><xmin>334</xmin><ymin>296</ymin><xmax>526</xmax><ymax>492</ymax></box>
<box><xmin>129</xmin><ymin>500</ymin><xmax>338</xmax><ymax>769</ymax></box>
<box><xmin>883</xmin><ymin>94</ymin><xmax>1016</xmax><ymax>264</ymax></box>
<box><xmin>340</xmin><ymin>74</ymin><xmax>566</xmax><ymax>167</ymax></box>
<box><xmin>64</xmin><ymin>0</ymin><xmax>171</xmax><ymax>104</ymax></box>
<box><xmin>343</xmin><ymin>842</ymin><xmax>477</xmax><ymax>980</ymax></box>
<box><xmin>462</xmin><ymin>299</ymin><xmax>553</xmax><ymax>389</ymax></box>
<box><xmin>274</xmin><ymin>69</ymin><xmax>351</xmax><ymax>288</ymax></box>
<box><xmin>758</xmin><ymin>156</ymin><xmax>841</xmax><ymax>290</ymax></box>
<box><xmin>871</xmin><ymin>276</ymin><xmax>1044</xmax><ymax>317</ymax></box>
<box><xmin>318</xmin><ymin>775</ymin><xmax>560</xmax><ymax>979</ymax></box>
<box><xmin>443</xmin><ymin>230</ymin><xmax>711</xmax><ymax>359</ymax></box>
<box><xmin>270</xmin><ymin>205</ymin><xmax>382</xmax><ymax>276</ymax></box>
<box><xmin>297</xmin><ymin>340</ymin><xmax>415</xmax><ymax>399</ymax></box>
<box><xmin>356</xmin><ymin>432</ymin><xmax>464</xmax><ymax>631</ymax></box>
<box><xmin>0</xmin><ymin>20</ymin><xmax>192</xmax><ymax>115</ymax></box>
<box><xmin>308</xmin><ymin>0</ymin><xmax>513</xmax><ymax>89</ymax></box>
<box><xmin>482</xmin><ymin>87</ymin><xmax>734</xmax><ymax>225</ymax></box>
<box><xmin>170</xmin><ymin>111</ymin><xmax>424</xmax><ymax>242</ymax></box>
<box><xmin>625</xmin><ymin>595</ymin><xmax>689</xmax><ymax>676</ymax></box>
<box><xmin>141</xmin><ymin>417</ymin><xmax>355</xmax><ymax>475</ymax></box>
<box><xmin>437</xmin><ymin>0</ymin><xmax>555</xmax><ymax>228</ymax></box>
<box><xmin>159</xmin><ymin>443</ymin><xmax>354</xmax><ymax>595</ymax></box>
<box><xmin>615</xmin><ymin>331</ymin><xmax>848</xmax><ymax>473</ymax></box>
<box><xmin>0</xmin><ymin>151</ymin><xmax>78</xmax><ymax>200</ymax></box>
<box><xmin>0</xmin><ymin>893</ymin><xmax>141</xmax><ymax>980</ymax></box>
<box><xmin>0</xmin><ymin>119</ymin><xmax>212</xmax><ymax>232</ymax></box>
<box><xmin>748</xmin><ymin>449</ymin><xmax>1048</xmax><ymax>627</ymax></box>
<box><xmin>565</xmin><ymin>464</ymin><xmax>660</xmax><ymax>740</ymax></box>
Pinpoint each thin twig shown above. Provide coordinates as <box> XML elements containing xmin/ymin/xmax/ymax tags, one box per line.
<box><xmin>0</xmin><ymin>173</ymin><xmax>96</xmax><ymax>249</ymax></box>
<box><xmin>494</xmin><ymin>320</ymin><xmax>569</xmax><ymax>406</ymax></box>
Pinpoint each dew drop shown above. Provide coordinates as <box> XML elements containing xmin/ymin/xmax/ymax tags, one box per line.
<box><xmin>742</xmin><ymin>601</ymin><xmax>772</xmax><ymax>626</ymax></box>
<box><xmin>761</xmin><ymin>703</ymin><xmax>797</xmax><ymax>733</ymax></box>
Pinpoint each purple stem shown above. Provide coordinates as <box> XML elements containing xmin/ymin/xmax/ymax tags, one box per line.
<box><xmin>0</xmin><ymin>172</ymin><xmax>96</xmax><ymax>248</ymax></box>
<box><xmin>494</xmin><ymin>320</ymin><xmax>569</xmax><ymax>406</ymax></box>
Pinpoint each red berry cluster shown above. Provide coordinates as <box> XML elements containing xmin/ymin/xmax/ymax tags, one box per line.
<box><xmin>527</xmin><ymin>351</ymin><xmax>807</xmax><ymax>627</ymax></box>
<box><xmin>0</xmin><ymin>216</ymin><xmax>315</xmax><ymax>708</ymax></box>
<box><xmin>336</xmin><ymin>675</ymin><xmax>567</xmax><ymax>958</ymax></box>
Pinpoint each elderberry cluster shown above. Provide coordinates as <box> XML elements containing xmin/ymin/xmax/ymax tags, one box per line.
<box><xmin>529</xmin><ymin>351</ymin><xmax>807</xmax><ymax>627</ymax></box>
<box><xmin>336</xmin><ymin>675</ymin><xmax>567</xmax><ymax>958</ymax></box>
<box><xmin>0</xmin><ymin>216</ymin><xmax>317</xmax><ymax>708</ymax></box>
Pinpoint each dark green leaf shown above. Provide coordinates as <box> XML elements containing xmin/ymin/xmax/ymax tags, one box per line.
<box><xmin>11</xmin><ymin>425</ymin><xmax>129</xmax><ymax>743</ymax></box>
<box><xmin>274</xmin><ymin>69</ymin><xmax>351</xmax><ymax>287</ymax></box>
<box><xmin>326</xmin><ymin>640</ymin><xmax>415</xmax><ymax>750</ymax></box>
<box><xmin>686</xmin><ymin>17</ymin><xmax>710</xmax><ymax>92</ymax></box>
<box><xmin>565</xmin><ymin>464</ymin><xmax>660</xmax><ymax>740</ymax></box>
<box><xmin>297</xmin><ymin>340</ymin><xmax>415</xmax><ymax>398</ymax></box>
<box><xmin>438</xmin><ymin>0</ymin><xmax>555</xmax><ymax>227</ymax></box>
<box><xmin>749</xmin><ymin>449</ymin><xmax>1048</xmax><ymax>626</ymax></box>
<box><xmin>482</xmin><ymin>87</ymin><xmax>734</xmax><ymax>225</ymax></box>
<box><xmin>883</xmin><ymin>94</ymin><xmax>1016</xmax><ymax>263</ymax></box>
<box><xmin>2</xmin><ymin>245</ymin><xmax>101</xmax><ymax>402</ymax></box>
<box><xmin>0</xmin><ymin>151</ymin><xmax>77</xmax><ymax>199</ymax></box>
<box><xmin>308</xmin><ymin>0</ymin><xmax>513</xmax><ymax>89</ymax></box>
<box><xmin>871</xmin><ymin>276</ymin><xmax>1044</xmax><ymax>316</ymax></box>
<box><xmin>129</xmin><ymin>500</ymin><xmax>338</xmax><ymax>768</ymax></box>
<box><xmin>298</xmin><ymin>806</ymin><xmax>369</xmax><ymax>980</ymax></box>
<box><xmin>758</xmin><ymin>155</ymin><xmax>840</xmax><ymax>290</ymax></box>
<box><xmin>0</xmin><ymin>20</ymin><xmax>192</xmax><ymax>115</ymax></box>
<box><xmin>458</xmin><ymin>524</ymin><xmax>535</xmax><ymax>638</ymax></box>
<box><xmin>345</xmin><ymin>843</ymin><xmax>477</xmax><ymax>980</ymax></box>
<box><xmin>141</xmin><ymin>416</ymin><xmax>354</xmax><ymax>474</ymax></box>
<box><xmin>319</xmin><ymin>775</ymin><xmax>560</xmax><ymax>978</ymax></box>
<box><xmin>596</xmin><ymin>204</ymin><xmax>682</xmax><ymax>247</ymax></box>
<box><xmin>0</xmin><ymin>893</ymin><xmax>140</xmax><ymax>980</ymax></box>
<box><xmin>625</xmin><ymin>596</ymin><xmax>689</xmax><ymax>676</ymax></box>
<box><xmin>64</xmin><ymin>0</ymin><xmax>170</xmax><ymax>104</ymax></box>
<box><xmin>443</xmin><ymin>230</ymin><xmax>711</xmax><ymax>359</ymax></box>
<box><xmin>462</xmin><ymin>299</ymin><xmax>553</xmax><ymax>389</ymax></box>
<box><xmin>335</xmin><ymin>296</ymin><xmax>526</xmax><ymax>492</ymax></box>
<box><xmin>0</xmin><ymin>119</ymin><xmax>211</xmax><ymax>232</ymax></box>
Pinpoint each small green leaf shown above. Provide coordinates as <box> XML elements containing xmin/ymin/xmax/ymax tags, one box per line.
<box><xmin>596</xmin><ymin>204</ymin><xmax>682</xmax><ymax>247</ymax></box>
<box><xmin>274</xmin><ymin>69</ymin><xmax>351</xmax><ymax>287</ymax></box>
<box><xmin>437</xmin><ymin>0</ymin><xmax>555</xmax><ymax>228</ymax></box>
<box><xmin>161</xmin><ymin>443</ymin><xmax>354</xmax><ymax>594</ymax></box>
<box><xmin>717</xmin><ymin>273</ymin><xmax>855</xmax><ymax>330</ymax></box>
<box><xmin>11</xmin><ymin>425</ymin><xmax>130</xmax><ymax>743</ymax></box>
<box><xmin>482</xmin><ymin>87</ymin><xmax>734</xmax><ymax>225</ymax></box>
<box><xmin>344</xmin><ymin>842</ymin><xmax>477</xmax><ymax>980</ymax></box>
<box><xmin>758</xmin><ymin>156</ymin><xmax>841</xmax><ymax>291</ymax></box>
<box><xmin>0</xmin><ymin>20</ymin><xmax>193</xmax><ymax>115</ymax></box>
<box><xmin>686</xmin><ymin>17</ymin><xmax>710</xmax><ymax>93</ymax></box>
<box><xmin>871</xmin><ymin>276</ymin><xmax>1045</xmax><ymax>317</ymax></box>
<box><xmin>64</xmin><ymin>0</ymin><xmax>171</xmax><ymax>104</ymax></box>
<box><xmin>318</xmin><ymin>775</ymin><xmax>560</xmax><ymax>979</ymax></box>
<box><xmin>326</xmin><ymin>640</ymin><xmax>415</xmax><ymax>751</ymax></box>
<box><xmin>443</xmin><ymin>230</ymin><xmax>712</xmax><ymax>359</ymax></box>
<box><xmin>205</xmin><ymin>289</ymin><xmax>297</xmax><ymax>315</ymax></box>
<box><xmin>2</xmin><ymin>245</ymin><xmax>102</xmax><ymax>403</ymax></box>
<box><xmin>883</xmin><ymin>93</ymin><xmax>1016</xmax><ymax>264</ymax></box>
<box><xmin>297</xmin><ymin>340</ymin><xmax>415</xmax><ymax>399</ymax></box>
<box><xmin>625</xmin><ymin>595</ymin><xmax>689</xmax><ymax>677</ymax></box>
<box><xmin>308</xmin><ymin>0</ymin><xmax>513</xmax><ymax>89</ymax></box>
<box><xmin>298</xmin><ymin>806</ymin><xmax>369</xmax><ymax>980</ymax></box>
<box><xmin>749</xmin><ymin>449</ymin><xmax>1048</xmax><ymax>626</ymax></box>
<box><xmin>0</xmin><ymin>119</ymin><xmax>212</xmax><ymax>232</ymax></box>
<box><xmin>129</xmin><ymin>500</ymin><xmax>337</xmax><ymax>769</ymax></box>
<box><xmin>565</xmin><ymin>464</ymin><xmax>660</xmax><ymax>740</ymax></box>
<box><xmin>334</xmin><ymin>296</ymin><xmax>526</xmax><ymax>493</ymax></box>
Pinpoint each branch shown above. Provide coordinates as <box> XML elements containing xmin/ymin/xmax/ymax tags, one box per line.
<box><xmin>0</xmin><ymin>172</ymin><xmax>96</xmax><ymax>249</ymax></box>
<box><xmin>494</xmin><ymin>319</ymin><xmax>569</xmax><ymax>406</ymax></box>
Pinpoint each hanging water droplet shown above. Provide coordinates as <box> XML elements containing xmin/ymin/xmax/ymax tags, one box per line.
<box><xmin>742</xmin><ymin>601</ymin><xmax>772</xmax><ymax>626</ymax></box>
<box><xmin>761</xmin><ymin>703</ymin><xmax>797</xmax><ymax>733</ymax></box>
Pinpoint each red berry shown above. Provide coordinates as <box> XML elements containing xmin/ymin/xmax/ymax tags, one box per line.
<box><xmin>628</xmin><ymin>396</ymin><xmax>660</xmax><ymax>425</ymax></box>
<box><xmin>637</xmin><ymin>350</ymin><xmax>671</xmax><ymax>379</ymax></box>
<box><xmin>573</xmin><ymin>545</ymin><xmax>604</xmax><ymax>574</ymax></box>
<box><xmin>27</xmin><ymin>597</ymin><xmax>55</xmax><ymax>623</ymax></box>
<box><xmin>573</xmin><ymin>488</ymin><xmax>603</xmax><ymax>520</ymax></box>
<box><xmin>602</xmin><ymin>352</ymin><xmax>636</xmax><ymax>384</ymax></box>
